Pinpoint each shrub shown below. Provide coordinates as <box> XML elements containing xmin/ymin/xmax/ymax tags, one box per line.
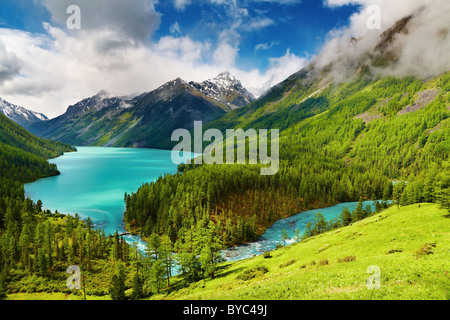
<box><xmin>310</xmin><ymin>261</ymin><xmax>316</xmax><ymax>266</ymax></box>
<box><xmin>317</xmin><ymin>244</ymin><xmax>331</xmax><ymax>253</ymax></box>
<box><xmin>276</xmin><ymin>244</ymin><xmax>283</xmax><ymax>250</ymax></box>
<box><xmin>337</xmin><ymin>256</ymin><xmax>356</xmax><ymax>263</ymax></box>
<box><xmin>319</xmin><ymin>259</ymin><xmax>329</xmax><ymax>266</ymax></box>
<box><xmin>386</xmin><ymin>247</ymin><xmax>403</xmax><ymax>254</ymax></box>
<box><xmin>263</xmin><ymin>251</ymin><xmax>272</xmax><ymax>259</ymax></box>
<box><xmin>237</xmin><ymin>266</ymin><xmax>269</xmax><ymax>281</ymax></box>
<box><xmin>415</xmin><ymin>242</ymin><xmax>436</xmax><ymax>258</ymax></box>
<box><xmin>279</xmin><ymin>259</ymin><xmax>296</xmax><ymax>268</ymax></box>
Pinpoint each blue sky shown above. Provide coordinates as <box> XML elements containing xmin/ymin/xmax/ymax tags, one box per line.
<box><xmin>152</xmin><ymin>1</ymin><xmax>360</xmax><ymax>71</ymax></box>
<box><xmin>0</xmin><ymin>0</ymin><xmax>364</xmax><ymax>117</ymax></box>
<box><xmin>0</xmin><ymin>0</ymin><xmax>359</xmax><ymax>71</ymax></box>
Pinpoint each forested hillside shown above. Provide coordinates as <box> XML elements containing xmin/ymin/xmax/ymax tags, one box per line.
<box><xmin>0</xmin><ymin>113</ymin><xmax>76</xmax><ymax>196</ymax></box>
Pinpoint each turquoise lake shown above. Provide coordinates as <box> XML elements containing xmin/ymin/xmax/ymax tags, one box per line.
<box><xmin>25</xmin><ymin>147</ymin><xmax>185</xmax><ymax>250</ymax></box>
<box><xmin>25</xmin><ymin>146</ymin><xmax>382</xmax><ymax>262</ymax></box>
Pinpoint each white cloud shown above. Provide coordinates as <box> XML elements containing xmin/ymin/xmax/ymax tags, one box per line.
<box><xmin>242</xmin><ymin>17</ymin><xmax>275</xmax><ymax>31</ymax></box>
<box><xmin>38</xmin><ymin>0</ymin><xmax>161</xmax><ymax>43</ymax></box>
<box><xmin>0</xmin><ymin>41</ymin><xmax>23</xmax><ymax>83</ymax></box>
<box><xmin>0</xmin><ymin>24</ymin><xmax>306</xmax><ymax>118</ymax></box>
<box><xmin>233</xmin><ymin>49</ymin><xmax>308</xmax><ymax>97</ymax></box>
<box><xmin>315</xmin><ymin>0</ymin><xmax>450</xmax><ymax>81</ymax></box>
<box><xmin>0</xmin><ymin>0</ymin><xmax>310</xmax><ymax>118</ymax></box>
<box><xmin>174</xmin><ymin>0</ymin><xmax>191</xmax><ymax>11</ymax></box>
<box><xmin>255</xmin><ymin>41</ymin><xmax>279</xmax><ymax>51</ymax></box>
<box><xmin>169</xmin><ymin>22</ymin><xmax>182</xmax><ymax>35</ymax></box>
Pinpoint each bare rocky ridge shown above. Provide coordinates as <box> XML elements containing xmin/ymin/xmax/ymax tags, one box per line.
<box><xmin>397</xmin><ymin>89</ymin><xmax>441</xmax><ymax>116</ymax></box>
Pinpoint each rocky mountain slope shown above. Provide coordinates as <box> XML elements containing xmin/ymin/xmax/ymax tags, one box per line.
<box><xmin>189</xmin><ymin>72</ymin><xmax>255</xmax><ymax>109</ymax></box>
<box><xmin>29</xmin><ymin>73</ymin><xmax>254</xmax><ymax>148</ymax></box>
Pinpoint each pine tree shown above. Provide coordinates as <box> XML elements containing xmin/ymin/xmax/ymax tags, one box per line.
<box><xmin>199</xmin><ymin>221</ymin><xmax>223</xmax><ymax>279</ymax></box>
<box><xmin>353</xmin><ymin>199</ymin><xmax>365</xmax><ymax>221</ymax></box>
<box><xmin>113</xmin><ymin>231</ymin><xmax>121</xmax><ymax>261</ymax></box>
<box><xmin>294</xmin><ymin>228</ymin><xmax>302</xmax><ymax>242</ymax></box>
<box><xmin>131</xmin><ymin>272</ymin><xmax>144</xmax><ymax>300</ymax></box>
<box><xmin>313</xmin><ymin>212</ymin><xmax>327</xmax><ymax>234</ymax></box>
<box><xmin>160</xmin><ymin>235</ymin><xmax>175</xmax><ymax>286</ymax></box>
<box><xmin>0</xmin><ymin>283</ymin><xmax>6</xmax><ymax>300</ymax></box>
<box><xmin>0</xmin><ymin>268</ymin><xmax>7</xmax><ymax>300</ymax></box>
<box><xmin>37</xmin><ymin>248</ymin><xmax>48</xmax><ymax>276</ymax></box>
<box><xmin>281</xmin><ymin>229</ymin><xmax>290</xmax><ymax>246</ymax></box>
<box><xmin>150</xmin><ymin>260</ymin><xmax>165</xmax><ymax>293</ymax></box>
<box><xmin>340</xmin><ymin>206</ymin><xmax>352</xmax><ymax>226</ymax></box>
<box><xmin>110</xmin><ymin>260</ymin><xmax>127</xmax><ymax>300</ymax></box>
<box><xmin>147</xmin><ymin>233</ymin><xmax>161</xmax><ymax>261</ymax></box>
<box><xmin>175</xmin><ymin>226</ymin><xmax>202</xmax><ymax>285</ymax></box>
<box><xmin>303</xmin><ymin>221</ymin><xmax>313</xmax><ymax>239</ymax></box>
<box><xmin>393</xmin><ymin>182</ymin><xmax>405</xmax><ymax>209</ymax></box>
<box><xmin>36</xmin><ymin>200</ymin><xmax>43</xmax><ymax>213</ymax></box>
<box><xmin>435</xmin><ymin>162</ymin><xmax>450</xmax><ymax>213</ymax></box>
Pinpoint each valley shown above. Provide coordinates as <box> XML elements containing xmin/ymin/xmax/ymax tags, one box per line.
<box><xmin>0</xmin><ymin>0</ymin><xmax>449</xmax><ymax>303</ymax></box>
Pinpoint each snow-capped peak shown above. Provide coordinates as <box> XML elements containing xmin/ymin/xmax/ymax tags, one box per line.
<box><xmin>209</xmin><ymin>72</ymin><xmax>239</xmax><ymax>89</ymax></box>
<box><xmin>189</xmin><ymin>72</ymin><xmax>255</xmax><ymax>108</ymax></box>
<box><xmin>0</xmin><ymin>97</ymin><xmax>49</xmax><ymax>128</ymax></box>
<box><xmin>214</xmin><ymin>71</ymin><xmax>237</xmax><ymax>82</ymax></box>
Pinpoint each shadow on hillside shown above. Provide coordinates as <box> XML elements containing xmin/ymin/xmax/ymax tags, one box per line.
<box><xmin>214</xmin><ymin>265</ymin><xmax>246</xmax><ymax>280</ymax></box>
<box><xmin>157</xmin><ymin>265</ymin><xmax>247</xmax><ymax>297</ymax></box>
<box><xmin>443</xmin><ymin>213</ymin><xmax>450</xmax><ymax>219</ymax></box>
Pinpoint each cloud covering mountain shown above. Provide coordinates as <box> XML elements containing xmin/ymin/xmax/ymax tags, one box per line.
<box><xmin>316</xmin><ymin>0</ymin><xmax>450</xmax><ymax>80</ymax></box>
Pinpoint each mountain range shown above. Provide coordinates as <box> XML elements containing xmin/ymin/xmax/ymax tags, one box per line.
<box><xmin>23</xmin><ymin>72</ymin><xmax>254</xmax><ymax>149</ymax></box>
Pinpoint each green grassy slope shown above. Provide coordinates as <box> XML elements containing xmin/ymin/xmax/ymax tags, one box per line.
<box><xmin>160</xmin><ymin>203</ymin><xmax>450</xmax><ymax>300</ymax></box>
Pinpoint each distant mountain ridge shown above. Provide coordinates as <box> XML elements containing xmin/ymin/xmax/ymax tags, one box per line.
<box><xmin>29</xmin><ymin>72</ymin><xmax>255</xmax><ymax>148</ymax></box>
<box><xmin>0</xmin><ymin>97</ymin><xmax>48</xmax><ymax>130</ymax></box>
